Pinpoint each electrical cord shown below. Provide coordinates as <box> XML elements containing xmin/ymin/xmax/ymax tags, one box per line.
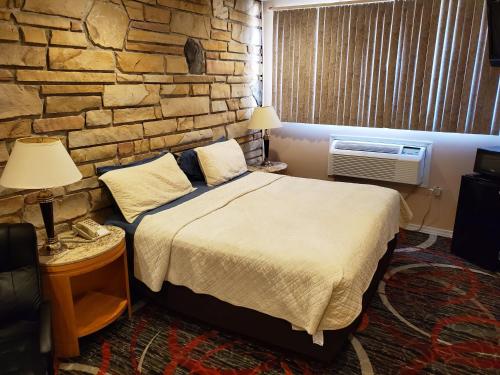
<box><xmin>416</xmin><ymin>193</ymin><xmax>433</xmax><ymax>232</ymax></box>
<box><xmin>59</xmin><ymin>231</ymin><xmax>94</xmax><ymax>243</ymax></box>
<box><xmin>402</xmin><ymin>186</ymin><xmax>419</xmax><ymax>200</ymax></box>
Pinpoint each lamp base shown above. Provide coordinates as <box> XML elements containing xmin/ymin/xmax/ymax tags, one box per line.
<box><xmin>261</xmin><ymin>129</ymin><xmax>272</xmax><ymax>166</ymax></box>
<box><xmin>261</xmin><ymin>159</ymin><xmax>273</xmax><ymax>167</ymax></box>
<box><xmin>39</xmin><ymin>240</ymin><xmax>63</xmax><ymax>256</ymax></box>
<box><xmin>37</xmin><ymin>189</ymin><xmax>64</xmax><ymax>256</ymax></box>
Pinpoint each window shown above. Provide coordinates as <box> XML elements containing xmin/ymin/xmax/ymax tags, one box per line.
<box><xmin>272</xmin><ymin>0</ymin><xmax>500</xmax><ymax>134</ymax></box>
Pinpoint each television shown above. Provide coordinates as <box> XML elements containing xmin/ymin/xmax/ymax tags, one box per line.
<box><xmin>488</xmin><ymin>0</ymin><xmax>500</xmax><ymax>67</ymax></box>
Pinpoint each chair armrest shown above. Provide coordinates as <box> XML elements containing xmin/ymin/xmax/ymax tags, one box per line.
<box><xmin>39</xmin><ymin>301</ymin><xmax>52</xmax><ymax>355</ymax></box>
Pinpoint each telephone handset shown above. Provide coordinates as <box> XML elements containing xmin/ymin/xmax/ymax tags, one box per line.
<box><xmin>73</xmin><ymin>219</ymin><xmax>110</xmax><ymax>241</ymax></box>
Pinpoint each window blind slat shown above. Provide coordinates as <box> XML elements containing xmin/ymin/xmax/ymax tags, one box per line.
<box><xmin>306</xmin><ymin>9</ymin><xmax>319</xmax><ymax>122</ymax></box>
<box><xmin>366</xmin><ymin>4</ymin><xmax>379</xmax><ymax>127</ymax></box>
<box><xmin>408</xmin><ymin>0</ymin><xmax>431</xmax><ymax>131</ymax></box>
<box><xmin>375</xmin><ymin>2</ymin><xmax>392</xmax><ymax>127</ymax></box>
<box><xmin>320</xmin><ymin>7</ymin><xmax>338</xmax><ymax>124</ymax></box>
<box><xmin>291</xmin><ymin>11</ymin><xmax>301</xmax><ymax>121</ymax></box>
<box><xmin>448</xmin><ymin>0</ymin><xmax>475</xmax><ymax>133</ymax></box>
<box><xmin>362</xmin><ymin>4</ymin><xmax>376</xmax><ymax>126</ymax></box>
<box><xmin>439</xmin><ymin>0</ymin><xmax>466</xmax><ymax>132</ymax></box>
<box><xmin>335</xmin><ymin>7</ymin><xmax>348</xmax><ymax>123</ymax></box>
<box><xmin>337</xmin><ymin>7</ymin><xmax>350</xmax><ymax>123</ymax></box>
<box><xmin>401</xmin><ymin>0</ymin><xmax>422</xmax><ymax>130</ymax></box>
<box><xmin>396</xmin><ymin>1</ymin><xmax>421</xmax><ymax>129</ymax></box>
<box><xmin>474</xmin><ymin>35</ymin><xmax>498</xmax><ymax>134</ymax></box>
<box><xmin>279</xmin><ymin>11</ymin><xmax>291</xmax><ymax>120</ymax></box>
<box><xmin>326</xmin><ymin>7</ymin><xmax>339</xmax><ymax>124</ymax></box>
<box><xmin>293</xmin><ymin>11</ymin><xmax>301</xmax><ymax>119</ymax></box>
<box><xmin>392</xmin><ymin>0</ymin><xmax>406</xmax><ymax>128</ymax></box>
<box><xmin>465</xmin><ymin>0</ymin><xmax>487</xmax><ymax>133</ymax></box>
<box><xmin>350</xmin><ymin>5</ymin><xmax>365</xmax><ymax>125</ymax></box>
<box><xmin>391</xmin><ymin>0</ymin><xmax>406</xmax><ymax>128</ymax></box>
<box><xmin>272</xmin><ymin>11</ymin><xmax>280</xmax><ymax>115</ymax></box>
<box><xmin>456</xmin><ymin>0</ymin><xmax>483</xmax><ymax>133</ymax></box>
<box><xmin>274</xmin><ymin>11</ymin><xmax>284</xmax><ymax>119</ymax></box>
<box><xmin>416</xmin><ymin>0</ymin><xmax>440</xmax><ymax>130</ymax></box>
<box><xmin>357</xmin><ymin>5</ymin><xmax>370</xmax><ymax>125</ymax></box>
<box><xmin>342</xmin><ymin>7</ymin><xmax>355</xmax><ymax>124</ymax></box>
<box><xmin>431</xmin><ymin>0</ymin><xmax>458</xmax><ymax>132</ymax></box>
<box><xmin>296</xmin><ymin>10</ymin><xmax>308</xmax><ymax>121</ymax></box>
<box><xmin>383</xmin><ymin>0</ymin><xmax>402</xmax><ymax>128</ymax></box>
<box><xmin>318</xmin><ymin>8</ymin><xmax>329</xmax><ymax>123</ymax></box>
<box><xmin>423</xmin><ymin>0</ymin><xmax>448</xmax><ymax>131</ymax></box>
<box><xmin>314</xmin><ymin>8</ymin><xmax>326</xmax><ymax>123</ymax></box>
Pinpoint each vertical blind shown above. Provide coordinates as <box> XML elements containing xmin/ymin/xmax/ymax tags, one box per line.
<box><xmin>272</xmin><ymin>0</ymin><xmax>500</xmax><ymax>135</ymax></box>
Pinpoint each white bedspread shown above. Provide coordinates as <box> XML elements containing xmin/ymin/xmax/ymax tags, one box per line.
<box><xmin>134</xmin><ymin>172</ymin><xmax>412</xmax><ymax>334</ymax></box>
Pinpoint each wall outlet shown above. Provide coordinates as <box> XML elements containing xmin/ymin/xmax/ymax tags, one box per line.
<box><xmin>430</xmin><ymin>186</ymin><xmax>442</xmax><ymax>197</ymax></box>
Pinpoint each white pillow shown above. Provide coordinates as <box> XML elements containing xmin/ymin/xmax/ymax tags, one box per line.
<box><xmin>195</xmin><ymin>139</ymin><xmax>248</xmax><ymax>186</ymax></box>
<box><xmin>99</xmin><ymin>153</ymin><xmax>193</xmax><ymax>223</ymax></box>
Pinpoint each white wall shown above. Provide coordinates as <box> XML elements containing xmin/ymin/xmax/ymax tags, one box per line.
<box><xmin>262</xmin><ymin>0</ymin><xmax>500</xmax><ymax>234</ymax></box>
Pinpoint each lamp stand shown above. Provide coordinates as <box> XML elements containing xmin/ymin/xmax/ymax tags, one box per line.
<box><xmin>38</xmin><ymin>189</ymin><xmax>62</xmax><ymax>255</ymax></box>
<box><xmin>261</xmin><ymin>129</ymin><xmax>272</xmax><ymax>167</ymax></box>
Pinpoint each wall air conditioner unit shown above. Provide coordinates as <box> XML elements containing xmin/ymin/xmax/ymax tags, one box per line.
<box><xmin>328</xmin><ymin>136</ymin><xmax>431</xmax><ymax>186</ymax></box>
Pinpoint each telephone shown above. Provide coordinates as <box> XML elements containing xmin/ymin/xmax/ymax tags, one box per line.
<box><xmin>73</xmin><ymin>219</ymin><xmax>110</xmax><ymax>241</ymax></box>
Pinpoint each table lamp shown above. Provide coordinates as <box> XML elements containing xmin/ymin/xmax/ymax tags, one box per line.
<box><xmin>247</xmin><ymin>106</ymin><xmax>282</xmax><ymax>166</ymax></box>
<box><xmin>0</xmin><ymin>137</ymin><xmax>82</xmax><ymax>254</ymax></box>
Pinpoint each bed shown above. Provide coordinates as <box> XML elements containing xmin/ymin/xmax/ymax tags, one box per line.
<box><xmin>104</xmin><ymin>167</ymin><xmax>410</xmax><ymax>361</ymax></box>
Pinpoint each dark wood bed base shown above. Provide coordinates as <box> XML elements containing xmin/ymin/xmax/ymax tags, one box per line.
<box><xmin>131</xmin><ymin>235</ymin><xmax>397</xmax><ymax>362</ymax></box>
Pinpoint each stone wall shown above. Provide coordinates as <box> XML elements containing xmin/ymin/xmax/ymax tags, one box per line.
<box><xmin>0</xmin><ymin>0</ymin><xmax>263</xmax><ymax>242</ymax></box>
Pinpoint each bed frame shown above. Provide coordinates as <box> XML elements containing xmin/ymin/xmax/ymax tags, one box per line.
<box><xmin>131</xmin><ymin>235</ymin><xmax>397</xmax><ymax>362</ymax></box>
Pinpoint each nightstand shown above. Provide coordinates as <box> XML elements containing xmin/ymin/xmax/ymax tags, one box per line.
<box><xmin>248</xmin><ymin>161</ymin><xmax>288</xmax><ymax>174</ymax></box>
<box><xmin>39</xmin><ymin>226</ymin><xmax>131</xmax><ymax>358</ymax></box>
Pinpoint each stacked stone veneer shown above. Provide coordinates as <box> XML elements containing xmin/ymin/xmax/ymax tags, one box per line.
<box><xmin>0</xmin><ymin>0</ymin><xmax>263</xmax><ymax>241</ymax></box>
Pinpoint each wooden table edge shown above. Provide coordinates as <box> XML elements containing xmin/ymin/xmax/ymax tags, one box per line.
<box><xmin>41</xmin><ymin>238</ymin><xmax>126</xmax><ymax>276</ymax></box>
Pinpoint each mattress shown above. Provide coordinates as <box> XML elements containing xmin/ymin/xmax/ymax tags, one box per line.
<box><xmin>129</xmin><ymin>172</ymin><xmax>412</xmax><ymax>335</ymax></box>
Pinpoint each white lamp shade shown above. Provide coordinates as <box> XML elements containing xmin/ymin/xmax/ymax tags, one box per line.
<box><xmin>0</xmin><ymin>137</ymin><xmax>82</xmax><ymax>189</ymax></box>
<box><xmin>247</xmin><ymin>106</ymin><xmax>282</xmax><ymax>130</ymax></box>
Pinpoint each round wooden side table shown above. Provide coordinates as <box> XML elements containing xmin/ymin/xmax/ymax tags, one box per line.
<box><xmin>39</xmin><ymin>226</ymin><xmax>131</xmax><ymax>358</ymax></box>
<box><xmin>248</xmin><ymin>161</ymin><xmax>288</xmax><ymax>174</ymax></box>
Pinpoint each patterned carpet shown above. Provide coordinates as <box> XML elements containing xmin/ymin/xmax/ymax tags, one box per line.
<box><xmin>58</xmin><ymin>230</ymin><xmax>499</xmax><ymax>374</ymax></box>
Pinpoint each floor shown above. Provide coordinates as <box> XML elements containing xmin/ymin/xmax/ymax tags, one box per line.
<box><xmin>58</xmin><ymin>230</ymin><xmax>499</xmax><ymax>374</ymax></box>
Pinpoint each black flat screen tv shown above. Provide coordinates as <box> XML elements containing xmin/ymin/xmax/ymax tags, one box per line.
<box><xmin>488</xmin><ymin>0</ymin><xmax>500</xmax><ymax>67</ymax></box>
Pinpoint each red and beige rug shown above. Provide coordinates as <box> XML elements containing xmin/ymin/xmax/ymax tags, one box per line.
<box><xmin>58</xmin><ymin>230</ymin><xmax>499</xmax><ymax>374</ymax></box>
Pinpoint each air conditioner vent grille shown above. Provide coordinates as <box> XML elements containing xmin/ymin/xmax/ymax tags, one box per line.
<box><xmin>331</xmin><ymin>154</ymin><xmax>396</xmax><ymax>180</ymax></box>
<box><xmin>334</xmin><ymin>141</ymin><xmax>400</xmax><ymax>154</ymax></box>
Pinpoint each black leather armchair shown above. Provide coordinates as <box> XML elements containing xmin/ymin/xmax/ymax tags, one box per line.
<box><xmin>0</xmin><ymin>223</ymin><xmax>54</xmax><ymax>375</ymax></box>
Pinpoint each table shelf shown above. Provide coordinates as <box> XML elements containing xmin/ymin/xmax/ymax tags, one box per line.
<box><xmin>74</xmin><ymin>291</ymin><xmax>128</xmax><ymax>337</ymax></box>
